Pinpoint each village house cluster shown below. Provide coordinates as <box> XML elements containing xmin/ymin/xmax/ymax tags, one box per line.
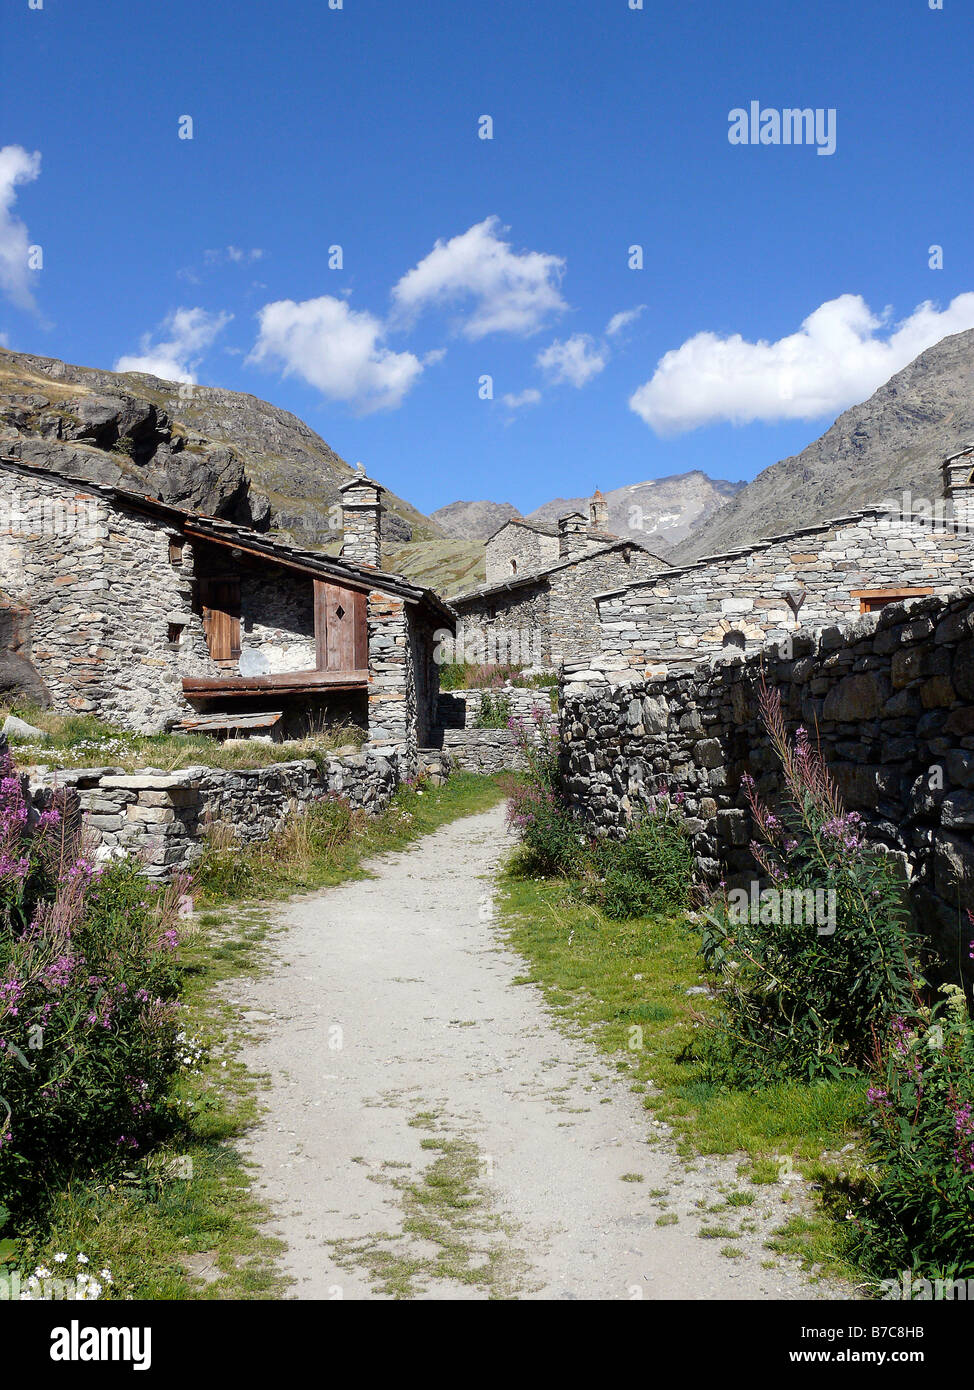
<box><xmin>449</xmin><ymin>449</ymin><xmax>974</xmax><ymax>678</ymax></box>
<box><xmin>0</xmin><ymin>457</ymin><xmax>451</xmax><ymax>766</ymax></box>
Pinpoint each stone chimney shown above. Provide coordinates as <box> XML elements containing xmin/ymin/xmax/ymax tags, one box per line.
<box><xmin>943</xmin><ymin>445</ymin><xmax>974</xmax><ymax>530</ymax></box>
<box><xmin>589</xmin><ymin>488</ymin><xmax>609</xmax><ymax>532</ymax></box>
<box><xmin>340</xmin><ymin>464</ymin><xmax>385</xmax><ymax>568</ymax></box>
<box><xmin>558</xmin><ymin>510</ymin><xmax>590</xmax><ymax>559</ymax></box>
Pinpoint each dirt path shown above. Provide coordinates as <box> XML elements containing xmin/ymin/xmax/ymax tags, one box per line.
<box><xmin>231</xmin><ymin>805</ymin><xmax>844</xmax><ymax>1301</ymax></box>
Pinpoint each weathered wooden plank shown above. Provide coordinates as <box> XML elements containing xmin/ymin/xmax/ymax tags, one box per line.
<box><xmin>183</xmin><ymin>670</ymin><xmax>368</xmax><ymax>696</ymax></box>
<box><xmin>176</xmin><ymin>710</ymin><xmax>284</xmax><ymax>733</ymax></box>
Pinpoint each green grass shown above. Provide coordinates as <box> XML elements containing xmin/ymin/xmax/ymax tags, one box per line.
<box><xmin>3</xmin><ymin>705</ymin><xmax>366</xmax><ymax>772</ymax></box>
<box><xmin>9</xmin><ymin>773</ymin><xmax>505</xmax><ymax>1299</ymax></box>
<box><xmin>497</xmin><ymin>865</ymin><xmax>867</xmax><ymax>1280</ymax></box>
<box><xmin>328</xmin><ymin>1114</ymin><xmax>527</xmax><ymax>1300</ymax></box>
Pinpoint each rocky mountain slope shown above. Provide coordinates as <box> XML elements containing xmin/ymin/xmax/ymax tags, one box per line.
<box><xmin>0</xmin><ymin>348</ymin><xmax>439</xmax><ymax>548</ymax></box>
<box><xmin>432</xmin><ymin>471</ymin><xmax>743</xmax><ymax>550</ymax></box>
<box><xmin>527</xmin><ymin>473</ymin><xmax>743</xmax><ymax>550</ymax></box>
<box><xmin>430</xmin><ymin>499</ymin><xmax>521</xmax><ymax>541</ymax></box>
<box><xmin>674</xmin><ymin>327</ymin><xmax>974</xmax><ymax>561</ymax></box>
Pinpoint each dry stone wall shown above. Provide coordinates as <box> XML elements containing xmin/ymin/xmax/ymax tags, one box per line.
<box><xmin>596</xmin><ymin>512</ymin><xmax>974</xmax><ymax>673</ymax></box>
<box><xmin>560</xmin><ymin>589</ymin><xmax>974</xmax><ymax>961</ymax></box>
<box><xmin>26</xmin><ymin>746</ymin><xmax>409</xmax><ymax>879</ymax></box>
<box><xmin>485</xmin><ymin>523</ymin><xmax>559</xmax><ymax>585</ymax></box>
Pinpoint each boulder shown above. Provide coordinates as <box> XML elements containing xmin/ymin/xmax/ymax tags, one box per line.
<box><xmin>2</xmin><ymin>713</ymin><xmax>48</xmax><ymax>741</ymax></box>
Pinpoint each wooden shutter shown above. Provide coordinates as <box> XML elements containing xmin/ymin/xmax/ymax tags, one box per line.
<box><xmin>201</xmin><ymin>578</ymin><xmax>241</xmax><ymax>662</ymax></box>
<box><xmin>315</xmin><ymin>582</ymin><xmax>368</xmax><ymax>671</ymax></box>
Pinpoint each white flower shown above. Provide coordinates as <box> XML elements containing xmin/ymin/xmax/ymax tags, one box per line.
<box><xmin>54</xmin><ymin>1252</ymin><xmax>67</xmax><ymax>1263</ymax></box>
<box><xmin>76</xmin><ymin>1253</ymin><xmax>88</xmax><ymax>1265</ymax></box>
<box><xmin>35</xmin><ymin>1266</ymin><xmax>51</xmax><ymax>1278</ymax></box>
<box><xmin>99</xmin><ymin>1268</ymin><xmax>113</xmax><ymax>1282</ymax></box>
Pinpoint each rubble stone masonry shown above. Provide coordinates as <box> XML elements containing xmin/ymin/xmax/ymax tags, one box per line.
<box><xmin>596</xmin><ymin>511</ymin><xmax>974</xmax><ymax>673</ymax></box>
<box><xmin>560</xmin><ymin>589</ymin><xmax>974</xmax><ymax>964</ymax></box>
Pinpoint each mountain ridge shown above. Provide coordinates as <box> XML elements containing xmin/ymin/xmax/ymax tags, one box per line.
<box><xmin>431</xmin><ymin>471</ymin><xmax>745</xmax><ymax>550</ymax></box>
<box><xmin>672</xmin><ymin>327</ymin><xmax>974</xmax><ymax>561</ymax></box>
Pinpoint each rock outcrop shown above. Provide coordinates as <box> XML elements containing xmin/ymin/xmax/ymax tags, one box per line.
<box><xmin>0</xmin><ymin>348</ymin><xmax>440</xmax><ymax>547</ymax></box>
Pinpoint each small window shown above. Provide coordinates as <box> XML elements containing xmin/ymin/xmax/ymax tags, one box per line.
<box><xmin>168</xmin><ymin>622</ymin><xmax>184</xmax><ymax>645</ymax></box>
<box><xmin>511</xmin><ymin>558</ymin><xmax>517</xmax><ymax>574</ymax></box>
<box><xmin>722</xmin><ymin>630</ymin><xmax>746</xmax><ymax>650</ymax></box>
<box><xmin>852</xmin><ymin>587</ymin><xmax>934</xmax><ymax>614</ymax></box>
<box><xmin>169</xmin><ymin>539</ymin><xmax>185</xmax><ymax>565</ymax></box>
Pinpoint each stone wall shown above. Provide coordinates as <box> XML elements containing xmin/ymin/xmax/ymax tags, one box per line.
<box><xmin>454</xmin><ymin>579</ymin><xmax>550</xmax><ymax>665</ymax></box>
<box><xmin>596</xmin><ymin>511</ymin><xmax>974</xmax><ymax>674</ymax></box>
<box><xmin>239</xmin><ymin>564</ymin><xmax>316</xmax><ymax>674</ymax></box>
<box><xmin>547</xmin><ymin>545</ymin><xmax>664</xmax><ymax>664</ymax></box>
<box><xmin>455</xmin><ymin>543</ymin><xmax>666</xmax><ymax>667</ymax></box>
<box><xmin>485</xmin><ymin>523</ymin><xmax>559</xmax><ymax>585</ymax></box>
<box><xmin>430</xmin><ymin>684</ymin><xmax>555</xmax><ymax>772</ymax></box>
<box><xmin>437</xmin><ymin>685</ymin><xmax>554</xmax><ymax>729</ymax></box>
<box><xmin>27</xmin><ymin>746</ymin><xmax>408</xmax><ymax>879</ymax></box>
<box><xmin>559</xmin><ymin>589</ymin><xmax>974</xmax><ymax>960</ymax></box>
<box><xmin>367</xmin><ymin>591</ymin><xmax>417</xmax><ymax>766</ymax></box>
<box><xmin>434</xmin><ymin>727</ymin><xmax>527</xmax><ymax>774</ymax></box>
<box><xmin>0</xmin><ymin>467</ymin><xmax>193</xmax><ymax>730</ymax></box>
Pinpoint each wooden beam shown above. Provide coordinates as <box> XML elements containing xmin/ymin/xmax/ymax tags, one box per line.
<box><xmin>183</xmin><ymin>669</ymin><xmax>368</xmax><ymax>698</ymax></box>
<box><xmin>183</xmin><ymin>527</ymin><xmax>388</xmax><ymax>599</ymax></box>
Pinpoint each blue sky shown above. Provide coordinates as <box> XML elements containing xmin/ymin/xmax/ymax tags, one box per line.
<box><xmin>1</xmin><ymin>0</ymin><xmax>971</xmax><ymax>515</ymax></box>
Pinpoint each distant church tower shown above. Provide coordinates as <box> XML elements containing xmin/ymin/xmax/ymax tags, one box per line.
<box><xmin>589</xmin><ymin>488</ymin><xmax>609</xmax><ymax>531</ymax></box>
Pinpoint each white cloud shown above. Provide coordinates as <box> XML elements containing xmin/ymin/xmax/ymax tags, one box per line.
<box><xmin>115</xmin><ymin>307</ymin><xmax>232</xmax><ymax>384</ymax></box>
<box><xmin>606</xmin><ymin>305</ymin><xmax>646</xmax><ymax>337</ymax></box>
<box><xmin>205</xmin><ymin>246</ymin><xmax>264</xmax><ymax>266</ymax></box>
<box><xmin>501</xmin><ymin>388</ymin><xmax>542</xmax><ymax>410</ymax></box>
<box><xmin>537</xmin><ymin>332</ymin><xmax>607</xmax><ymax>388</ymax></box>
<box><xmin>0</xmin><ymin>145</ymin><xmax>41</xmax><ymax>312</ymax></box>
<box><xmin>629</xmin><ymin>292</ymin><xmax>974</xmax><ymax>434</ymax></box>
<box><xmin>391</xmin><ymin>216</ymin><xmax>567</xmax><ymax>339</ymax></box>
<box><xmin>248</xmin><ymin>294</ymin><xmax>424</xmax><ymax>412</ymax></box>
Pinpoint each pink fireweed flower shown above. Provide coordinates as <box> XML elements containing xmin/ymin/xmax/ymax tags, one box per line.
<box><xmin>0</xmin><ymin>852</ymin><xmax>30</xmax><ymax>883</ymax></box>
<box><xmin>44</xmin><ymin>954</ymin><xmax>79</xmax><ymax>990</ymax></box>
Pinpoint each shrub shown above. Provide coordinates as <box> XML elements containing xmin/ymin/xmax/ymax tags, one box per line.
<box><xmin>852</xmin><ymin>984</ymin><xmax>974</xmax><ymax>1281</ymax></box>
<box><xmin>475</xmin><ymin>692</ymin><xmax>512</xmax><ymax>729</ymax></box>
<box><xmin>504</xmin><ymin>703</ymin><xmax>590</xmax><ymax>876</ymax></box>
<box><xmin>699</xmin><ymin>686</ymin><xmax>925</xmax><ymax>1084</ymax></box>
<box><xmin>0</xmin><ymin>750</ymin><xmax>189</xmax><ymax>1223</ymax></box>
<box><xmin>592</xmin><ymin>799</ymin><xmax>695</xmax><ymax>919</ymax></box>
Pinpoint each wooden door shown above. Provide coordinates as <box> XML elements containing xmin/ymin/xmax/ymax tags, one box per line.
<box><xmin>315</xmin><ymin>582</ymin><xmax>368</xmax><ymax>671</ymax></box>
<box><xmin>200</xmin><ymin>578</ymin><xmax>241</xmax><ymax>662</ymax></box>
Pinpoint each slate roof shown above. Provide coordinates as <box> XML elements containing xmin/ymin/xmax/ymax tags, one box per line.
<box><xmin>591</xmin><ymin>502</ymin><xmax>974</xmax><ymax>604</ymax></box>
<box><xmin>451</xmin><ymin>536</ymin><xmax>668</xmax><ymax>607</ymax></box>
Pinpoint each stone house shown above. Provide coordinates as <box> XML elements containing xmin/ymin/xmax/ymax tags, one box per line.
<box><xmin>591</xmin><ymin>449</ymin><xmax>974</xmax><ymax>675</ymax></box>
<box><xmin>453</xmin><ymin>491</ymin><xmax>668</xmax><ymax>666</ymax></box>
<box><xmin>484</xmin><ymin>490</ymin><xmax>616</xmax><ymax>585</ymax></box>
<box><xmin>0</xmin><ymin>457</ymin><xmax>453</xmax><ymax>761</ymax></box>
